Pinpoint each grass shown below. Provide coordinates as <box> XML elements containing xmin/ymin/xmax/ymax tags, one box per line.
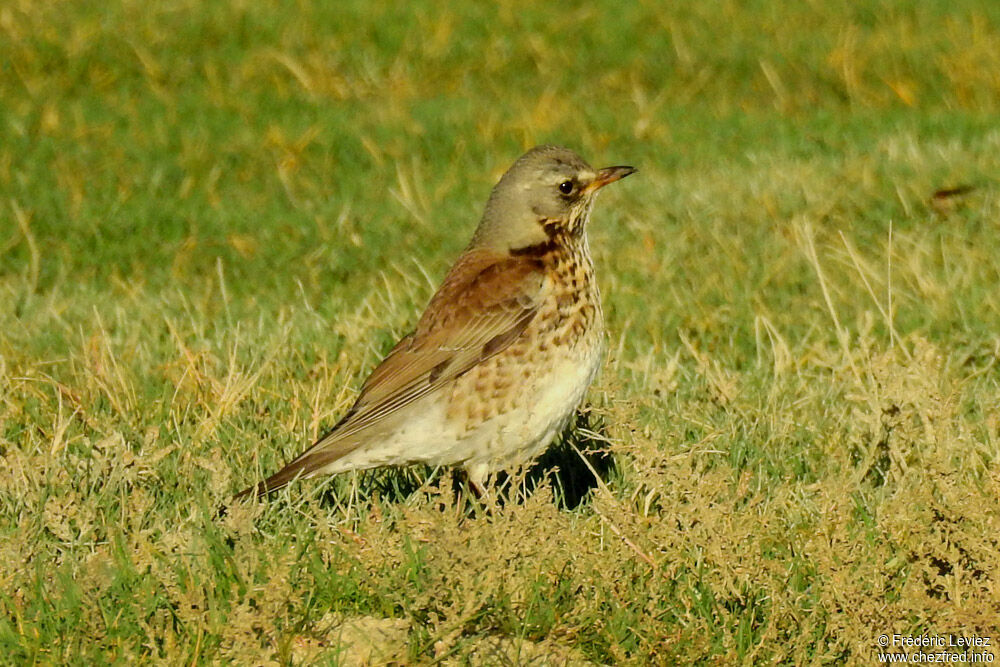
<box><xmin>3</xmin><ymin>0</ymin><xmax>1000</xmax><ymax>663</ymax></box>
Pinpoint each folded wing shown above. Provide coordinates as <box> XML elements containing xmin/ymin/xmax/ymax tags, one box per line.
<box><xmin>235</xmin><ymin>249</ymin><xmax>547</xmax><ymax>498</ymax></box>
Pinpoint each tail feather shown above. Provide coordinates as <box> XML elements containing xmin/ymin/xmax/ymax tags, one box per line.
<box><xmin>232</xmin><ymin>428</ymin><xmax>363</xmax><ymax>501</ymax></box>
<box><xmin>232</xmin><ymin>459</ymin><xmax>311</xmax><ymax>500</ymax></box>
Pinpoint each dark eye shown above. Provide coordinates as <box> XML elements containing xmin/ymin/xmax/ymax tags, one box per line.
<box><xmin>558</xmin><ymin>180</ymin><xmax>574</xmax><ymax>195</ymax></box>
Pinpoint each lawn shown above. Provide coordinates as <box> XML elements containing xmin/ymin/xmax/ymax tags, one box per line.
<box><xmin>2</xmin><ymin>0</ymin><xmax>999</xmax><ymax>663</ymax></box>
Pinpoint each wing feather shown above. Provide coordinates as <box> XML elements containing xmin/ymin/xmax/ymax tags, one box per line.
<box><xmin>235</xmin><ymin>248</ymin><xmax>546</xmax><ymax>498</ymax></box>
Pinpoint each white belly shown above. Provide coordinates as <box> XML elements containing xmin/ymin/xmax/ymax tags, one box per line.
<box><xmin>320</xmin><ymin>340</ymin><xmax>601</xmax><ymax>476</ymax></box>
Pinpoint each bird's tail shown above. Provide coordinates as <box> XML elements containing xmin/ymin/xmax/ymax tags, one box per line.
<box><xmin>232</xmin><ymin>426</ymin><xmax>363</xmax><ymax>501</ymax></box>
<box><xmin>232</xmin><ymin>456</ymin><xmax>313</xmax><ymax>500</ymax></box>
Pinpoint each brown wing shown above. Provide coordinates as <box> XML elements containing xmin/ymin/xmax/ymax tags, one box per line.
<box><xmin>235</xmin><ymin>248</ymin><xmax>546</xmax><ymax>498</ymax></box>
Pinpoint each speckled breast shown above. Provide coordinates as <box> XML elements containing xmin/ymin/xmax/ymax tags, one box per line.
<box><xmin>445</xmin><ymin>241</ymin><xmax>605</xmax><ymax>467</ymax></box>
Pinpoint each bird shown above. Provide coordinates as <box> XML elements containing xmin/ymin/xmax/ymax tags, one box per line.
<box><xmin>235</xmin><ymin>145</ymin><xmax>635</xmax><ymax>500</ymax></box>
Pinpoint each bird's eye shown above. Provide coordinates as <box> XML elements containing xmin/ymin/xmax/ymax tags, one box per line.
<box><xmin>558</xmin><ymin>180</ymin><xmax>574</xmax><ymax>195</ymax></box>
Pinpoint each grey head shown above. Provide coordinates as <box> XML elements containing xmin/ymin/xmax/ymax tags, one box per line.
<box><xmin>469</xmin><ymin>145</ymin><xmax>635</xmax><ymax>253</ymax></box>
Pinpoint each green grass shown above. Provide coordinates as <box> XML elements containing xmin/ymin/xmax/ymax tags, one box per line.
<box><xmin>3</xmin><ymin>0</ymin><xmax>1000</xmax><ymax>663</ymax></box>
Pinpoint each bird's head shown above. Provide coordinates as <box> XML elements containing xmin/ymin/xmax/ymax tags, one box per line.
<box><xmin>471</xmin><ymin>145</ymin><xmax>635</xmax><ymax>254</ymax></box>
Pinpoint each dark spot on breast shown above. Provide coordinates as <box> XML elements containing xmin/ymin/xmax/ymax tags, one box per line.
<box><xmin>557</xmin><ymin>292</ymin><xmax>576</xmax><ymax>311</ymax></box>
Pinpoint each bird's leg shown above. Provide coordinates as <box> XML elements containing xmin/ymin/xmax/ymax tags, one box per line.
<box><xmin>462</xmin><ymin>464</ymin><xmax>495</xmax><ymax>516</ymax></box>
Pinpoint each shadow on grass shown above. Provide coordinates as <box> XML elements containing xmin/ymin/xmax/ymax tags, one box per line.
<box><xmin>498</xmin><ymin>409</ymin><xmax>617</xmax><ymax>511</ymax></box>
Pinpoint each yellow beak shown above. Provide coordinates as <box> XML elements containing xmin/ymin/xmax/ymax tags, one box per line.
<box><xmin>583</xmin><ymin>165</ymin><xmax>637</xmax><ymax>195</ymax></box>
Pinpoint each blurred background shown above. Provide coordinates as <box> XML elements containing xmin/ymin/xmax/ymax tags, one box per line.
<box><xmin>4</xmin><ymin>0</ymin><xmax>998</xmax><ymax>307</ymax></box>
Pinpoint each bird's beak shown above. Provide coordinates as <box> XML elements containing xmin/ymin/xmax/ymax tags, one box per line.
<box><xmin>584</xmin><ymin>165</ymin><xmax>637</xmax><ymax>194</ymax></box>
